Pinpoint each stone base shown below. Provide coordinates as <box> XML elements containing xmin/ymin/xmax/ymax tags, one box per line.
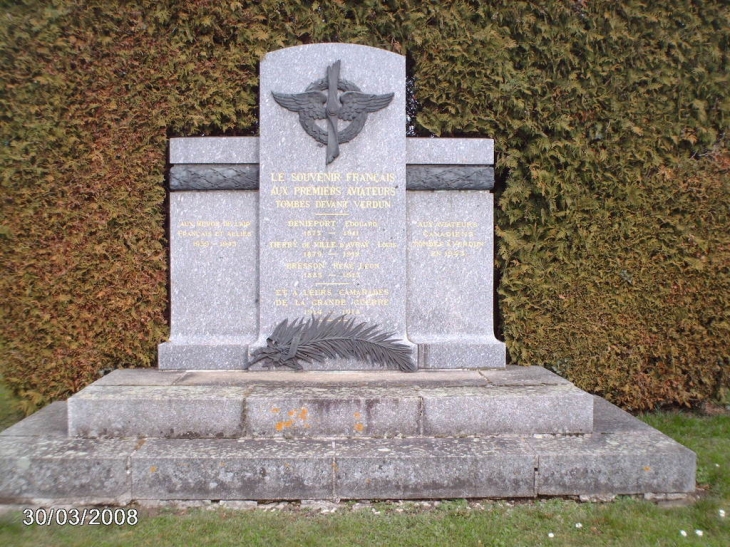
<box><xmin>0</xmin><ymin>368</ymin><xmax>696</xmax><ymax>503</ymax></box>
<box><xmin>66</xmin><ymin>367</ymin><xmax>591</xmax><ymax>438</ymax></box>
<box><xmin>158</xmin><ymin>340</ymin><xmax>249</xmax><ymax>370</ymax></box>
<box><xmin>417</xmin><ymin>339</ymin><xmax>506</xmax><ymax>369</ymax></box>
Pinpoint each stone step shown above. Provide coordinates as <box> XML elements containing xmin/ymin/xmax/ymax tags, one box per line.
<box><xmin>66</xmin><ymin>367</ymin><xmax>593</xmax><ymax>439</ymax></box>
<box><xmin>0</xmin><ymin>397</ymin><xmax>695</xmax><ymax>503</ymax></box>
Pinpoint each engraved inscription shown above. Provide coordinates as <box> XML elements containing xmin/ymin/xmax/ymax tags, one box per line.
<box><xmin>177</xmin><ymin>219</ymin><xmax>253</xmax><ymax>249</ymax></box>
<box><xmin>264</xmin><ymin>171</ymin><xmax>398</xmax><ymax>317</ymax></box>
<box><xmin>411</xmin><ymin>220</ymin><xmax>485</xmax><ymax>258</ymax></box>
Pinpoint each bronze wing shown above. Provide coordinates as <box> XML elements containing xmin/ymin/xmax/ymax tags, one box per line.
<box><xmin>337</xmin><ymin>92</ymin><xmax>394</xmax><ymax>143</ymax></box>
<box><xmin>272</xmin><ymin>91</ymin><xmax>328</xmax><ymax>145</ymax></box>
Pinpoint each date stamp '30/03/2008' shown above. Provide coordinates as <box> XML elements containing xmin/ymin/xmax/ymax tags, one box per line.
<box><xmin>22</xmin><ymin>507</ymin><xmax>138</xmax><ymax>526</ymax></box>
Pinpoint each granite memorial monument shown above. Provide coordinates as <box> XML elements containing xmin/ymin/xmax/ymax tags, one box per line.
<box><xmin>0</xmin><ymin>43</ymin><xmax>695</xmax><ymax>505</ymax></box>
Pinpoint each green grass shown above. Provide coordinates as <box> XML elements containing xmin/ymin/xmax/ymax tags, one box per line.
<box><xmin>0</xmin><ymin>379</ymin><xmax>23</xmax><ymax>431</ymax></box>
<box><xmin>0</xmin><ymin>387</ymin><xmax>728</xmax><ymax>547</ymax></box>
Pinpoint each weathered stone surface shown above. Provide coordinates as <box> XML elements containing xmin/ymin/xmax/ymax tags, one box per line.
<box><xmin>0</xmin><ymin>437</ymin><xmax>135</xmax><ymax>503</ymax></box>
<box><xmin>94</xmin><ymin>369</ymin><xmax>185</xmax><ymax>386</ymax></box>
<box><xmin>175</xmin><ymin>369</ymin><xmax>489</xmax><ymax>387</ymax></box>
<box><xmin>255</xmin><ymin>44</ymin><xmax>414</xmax><ymax>369</ymax></box>
<box><xmin>334</xmin><ymin>437</ymin><xmax>536</xmax><ymax>499</ymax></box>
<box><xmin>66</xmin><ymin>368</ymin><xmax>593</xmax><ymax>439</ymax></box>
<box><xmin>169</xmin><ymin>137</ymin><xmax>494</xmax><ymax>166</ymax></box>
<box><xmin>170</xmin><ymin>137</ymin><xmax>259</xmax><ymax>165</ymax></box>
<box><xmin>418</xmin><ymin>342</ymin><xmax>506</xmax><ymax>370</ymax></box>
<box><xmin>0</xmin><ymin>402</ymin><xmax>67</xmax><ymax>437</ymax></box>
<box><xmin>530</xmin><ymin>430</ymin><xmax>696</xmax><ymax>496</ymax></box>
<box><xmin>406</xmin><ymin>166</ymin><xmax>495</xmax><ymax>190</ymax></box>
<box><xmin>479</xmin><ymin>365</ymin><xmax>571</xmax><ymax>386</ymax></box>
<box><xmin>159</xmin><ymin>190</ymin><xmax>258</xmax><ymax>370</ymax></box>
<box><xmin>67</xmin><ymin>386</ymin><xmax>247</xmax><ymax>438</ymax></box>
<box><xmin>170</xmin><ymin>164</ymin><xmax>259</xmax><ymax>191</ymax></box>
<box><xmin>244</xmin><ymin>385</ymin><xmax>420</xmax><ymax>438</ymax></box>
<box><xmin>592</xmin><ymin>395</ymin><xmax>655</xmax><ymax>433</ymax></box>
<box><xmin>0</xmin><ymin>370</ymin><xmax>697</xmax><ymax>501</ymax></box>
<box><xmin>407</xmin><ymin>191</ymin><xmax>505</xmax><ymax>368</ymax></box>
<box><xmin>421</xmin><ymin>384</ymin><xmax>593</xmax><ymax>435</ymax></box>
<box><xmin>159</xmin><ymin>343</ymin><xmax>251</xmax><ymax>371</ymax></box>
<box><xmin>131</xmin><ymin>439</ymin><xmax>335</xmax><ymax>500</ymax></box>
<box><xmin>407</xmin><ymin>138</ymin><xmax>494</xmax><ymax>165</ymax></box>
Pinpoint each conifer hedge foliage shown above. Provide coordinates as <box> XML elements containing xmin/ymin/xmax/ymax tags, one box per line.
<box><xmin>1</xmin><ymin>0</ymin><xmax>728</xmax><ymax>411</ymax></box>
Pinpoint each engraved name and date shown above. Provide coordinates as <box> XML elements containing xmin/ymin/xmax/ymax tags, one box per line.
<box><xmin>174</xmin><ymin>170</ymin><xmax>487</xmax><ymax>316</ymax></box>
<box><xmin>21</xmin><ymin>507</ymin><xmax>138</xmax><ymax>526</ymax></box>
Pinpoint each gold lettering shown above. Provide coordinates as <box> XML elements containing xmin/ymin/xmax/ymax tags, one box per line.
<box><xmin>310</xmin><ymin>299</ymin><xmax>347</xmax><ymax>306</ymax></box>
<box><xmin>339</xmin><ymin>288</ymin><xmax>389</xmax><ymax>296</ymax></box>
<box><xmin>422</xmin><ymin>230</ymin><xmax>474</xmax><ymax>238</ymax></box>
<box><xmin>351</xmin><ymin>298</ymin><xmax>390</xmax><ymax>306</ymax></box>
<box><xmin>275</xmin><ymin>200</ymin><xmax>310</xmax><ymax>208</ymax></box>
<box><xmin>298</xmin><ymin>289</ymin><xmax>333</xmax><ymax>297</ymax></box>
<box><xmin>293</xmin><ymin>186</ymin><xmax>342</xmax><ymax>196</ymax></box>
<box><xmin>315</xmin><ymin>200</ymin><xmax>349</xmax><ymax>208</ymax></box>
<box><xmin>346</xmin><ymin>186</ymin><xmax>396</xmax><ymax>196</ymax></box>
<box><xmin>344</xmin><ymin>220</ymin><xmax>378</xmax><ymax>228</ymax></box>
<box><xmin>345</xmin><ymin>173</ymin><xmax>396</xmax><ymax>183</ymax></box>
<box><xmin>290</xmin><ymin>172</ymin><xmax>342</xmax><ymax>182</ymax></box>
<box><xmin>354</xmin><ymin>200</ymin><xmax>391</xmax><ymax>209</ymax></box>
<box><xmin>411</xmin><ymin>240</ymin><xmax>444</xmax><ymax>248</ymax></box>
<box><xmin>287</xmin><ymin>220</ymin><xmax>337</xmax><ymax>227</ymax></box>
<box><xmin>285</xmin><ymin>262</ymin><xmax>326</xmax><ymax>270</ymax></box>
<box><xmin>435</xmin><ymin>221</ymin><xmax>478</xmax><ymax>228</ymax></box>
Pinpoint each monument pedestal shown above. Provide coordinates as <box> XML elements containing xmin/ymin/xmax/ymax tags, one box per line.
<box><xmin>0</xmin><ymin>367</ymin><xmax>695</xmax><ymax>503</ymax></box>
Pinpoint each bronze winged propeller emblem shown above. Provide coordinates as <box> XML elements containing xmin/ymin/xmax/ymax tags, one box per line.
<box><xmin>272</xmin><ymin>60</ymin><xmax>394</xmax><ymax>164</ymax></box>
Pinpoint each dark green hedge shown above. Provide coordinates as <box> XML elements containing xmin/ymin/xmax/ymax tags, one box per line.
<box><xmin>1</xmin><ymin>0</ymin><xmax>728</xmax><ymax>411</ymax></box>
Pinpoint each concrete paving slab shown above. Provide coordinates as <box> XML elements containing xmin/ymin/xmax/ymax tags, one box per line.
<box><xmin>480</xmin><ymin>366</ymin><xmax>570</xmax><ymax>386</ymax></box>
<box><xmin>421</xmin><ymin>384</ymin><xmax>593</xmax><ymax>435</ymax></box>
<box><xmin>176</xmin><ymin>369</ymin><xmax>489</xmax><ymax>387</ymax></box>
<box><xmin>93</xmin><ymin>369</ymin><xmax>186</xmax><ymax>386</ymax></box>
<box><xmin>132</xmin><ymin>438</ymin><xmax>335</xmax><ymax>500</ymax></box>
<box><xmin>530</xmin><ymin>430</ymin><xmax>696</xmax><ymax>496</ymax></box>
<box><xmin>0</xmin><ymin>402</ymin><xmax>67</xmax><ymax>437</ymax></box>
<box><xmin>592</xmin><ymin>396</ymin><xmax>654</xmax><ymax>433</ymax></box>
<box><xmin>245</xmin><ymin>386</ymin><xmax>421</xmax><ymax>438</ymax></box>
<box><xmin>68</xmin><ymin>386</ymin><xmax>248</xmax><ymax>438</ymax></box>
<box><xmin>0</xmin><ymin>437</ymin><xmax>137</xmax><ymax>504</ymax></box>
<box><xmin>334</xmin><ymin>437</ymin><xmax>536</xmax><ymax>499</ymax></box>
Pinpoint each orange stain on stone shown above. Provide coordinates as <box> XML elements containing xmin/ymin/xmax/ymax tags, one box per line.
<box><xmin>271</xmin><ymin>407</ymin><xmax>281</xmax><ymax>414</ymax></box>
<box><xmin>275</xmin><ymin>420</ymin><xmax>294</xmax><ymax>431</ymax></box>
<box><xmin>354</xmin><ymin>422</ymin><xmax>365</xmax><ymax>432</ymax></box>
<box><xmin>275</xmin><ymin>408</ymin><xmax>309</xmax><ymax>431</ymax></box>
<box><xmin>354</xmin><ymin>411</ymin><xmax>362</xmax><ymax>419</ymax></box>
